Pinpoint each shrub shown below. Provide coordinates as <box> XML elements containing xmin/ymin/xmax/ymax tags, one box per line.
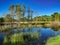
<box><xmin>3</xmin><ymin>32</ymin><xmax>39</xmax><ymax>45</ymax></box>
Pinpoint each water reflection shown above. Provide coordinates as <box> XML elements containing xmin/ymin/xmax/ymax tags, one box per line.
<box><xmin>0</xmin><ymin>28</ymin><xmax>60</xmax><ymax>45</ymax></box>
<box><xmin>0</xmin><ymin>33</ymin><xmax>5</xmax><ymax>45</ymax></box>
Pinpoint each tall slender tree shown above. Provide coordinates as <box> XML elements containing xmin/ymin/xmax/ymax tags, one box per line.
<box><xmin>9</xmin><ymin>5</ymin><xmax>14</xmax><ymax>28</ymax></box>
<box><xmin>22</xmin><ymin>4</ymin><xmax>26</xmax><ymax>22</ymax></box>
<box><xmin>9</xmin><ymin>5</ymin><xmax>14</xmax><ymax>22</ymax></box>
<box><xmin>27</xmin><ymin>6</ymin><xmax>33</xmax><ymax>32</ymax></box>
<box><xmin>28</xmin><ymin>6</ymin><xmax>32</xmax><ymax>22</ymax></box>
<box><xmin>16</xmin><ymin>4</ymin><xmax>22</xmax><ymax>30</ymax></box>
<box><xmin>16</xmin><ymin>4</ymin><xmax>21</xmax><ymax>21</ymax></box>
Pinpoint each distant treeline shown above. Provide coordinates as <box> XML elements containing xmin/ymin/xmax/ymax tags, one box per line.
<box><xmin>0</xmin><ymin>4</ymin><xmax>60</xmax><ymax>25</ymax></box>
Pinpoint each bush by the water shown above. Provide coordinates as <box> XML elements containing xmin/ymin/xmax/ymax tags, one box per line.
<box><xmin>51</xmin><ymin>26</ymin><xmax>60</xmax><ymax>31</ymax></box>
<box><xmin>4</xmin><ymin>32</ymin><xmax>39</xmax><ymax>45</ymax></box>
<box><xmin>46</xmin><ymin>35</ymin><xmax>60</xmax><ymax>45</ymax></box>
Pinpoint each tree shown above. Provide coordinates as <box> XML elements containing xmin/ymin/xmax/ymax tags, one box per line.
<box><xmin>54</xmin><ymin>12</ymin><xmax>59</xmax><ymax>14</ymax></box>
<box><xmin>4</xmin><ymin>14</ymin><xmax>12</xmax><ymax>22</ymax></box>
<box><xmin>53</xmin><ymin>12</ymin><xmax>60</xmax><ymax>21</ymax></box>
<box><xmin>0</xmin><ymin>17</ymin><xmax>4</xmax><ymax>25</ymax></box>
<box><xmin>16</xmin><ymin>4</ymin><xmax>21</xmax><ymax>21</ymax></box>
<box><xmin>27</xmin><ymin>6</ymin><xmax>33</xmax><ymax>22</ymax></box>
<box><xmin>9</xmin><ymin>5</ymin><xmax>14</xmax><ymax>22</ymax></box>
<box><xmin>22</xmin><ymin>4</ymin><xmax>26</xmax><ymax>21</ymax></box>
<box><xmin>0</xmin><ymin>17</ymin><xmax>4</xmax><ymax>22</ymax></box>
<box><xmin>51</xmin><ymin>14</ymin><xmax>54</xmax><ymax>21</ymax></box>
<box><xmin>15</xmin><ymin>4</ymin><xmax>22</xmax><ymax>30</ymax></box>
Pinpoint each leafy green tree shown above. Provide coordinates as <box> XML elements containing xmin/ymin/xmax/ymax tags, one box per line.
<box><xmin>4</xmin><ymin>14</ymin><xmax>12</xmax><ymax>22</ymax></box>
<box><xmin>0</xmin><ymin>17</ymin><xmax>4</xmax><ymax>25</ymax></box>
<box><xmin>0</xmin><ymin>17</ymin><xmax>4</xmax><ymax>22</ymax></box>
<box><xmin>54</xmin><ymin>12</ymin><xmax>59</xmax><ymax>14</ymax></box>
<box><xmin>4</xmin><ymin>15</ymin><xmax>10</xmax><ymax>22</ymax></box>
<box><xmin>53</xmin><ymin>12</ymin><xmax>59</xmax><ymax>21</ymax></box>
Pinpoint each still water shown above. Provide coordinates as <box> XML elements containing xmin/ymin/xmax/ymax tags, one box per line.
<box><xmin>0</xmin><ymin>28</ymin><xmax>60</xmax><ymax>45</ymax></box>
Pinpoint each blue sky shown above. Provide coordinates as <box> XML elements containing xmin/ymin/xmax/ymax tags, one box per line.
<box><xmin>0</xmin><ymin>0</ymin><xmax>60</xmax><ymax>17</ymax></box>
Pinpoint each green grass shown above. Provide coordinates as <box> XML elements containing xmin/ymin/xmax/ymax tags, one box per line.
<box><xmin>46</xmin><ymin>35</ymin><xmax>60</xmax><ymax>45</ymax></box>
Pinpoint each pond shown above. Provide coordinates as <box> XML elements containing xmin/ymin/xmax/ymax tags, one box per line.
<box><xmin>0</xmin><ymin>28</ymin><xmax>60</xmax><ymax>45</ymax></box>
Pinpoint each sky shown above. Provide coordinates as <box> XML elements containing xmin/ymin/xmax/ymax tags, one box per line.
<box><xmin>0</xmin><ymin>0</ymin><xmax>60</xmax><ymax>17</ymax></box>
